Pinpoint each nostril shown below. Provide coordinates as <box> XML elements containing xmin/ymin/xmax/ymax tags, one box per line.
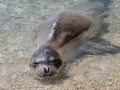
<box><xmin>44</xmin><ymin>67</ymin><xmax>50</xmax><ymax>74</ymax></box>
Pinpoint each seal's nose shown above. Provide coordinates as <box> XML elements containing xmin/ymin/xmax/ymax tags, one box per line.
<box><xmin>44</xmin><ymin>67</ymin><xmax>50</xmax><ymax>74</ymax></box>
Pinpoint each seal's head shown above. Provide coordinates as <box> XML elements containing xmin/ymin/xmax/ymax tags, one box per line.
<box><xmin>30</xmin><ymin>46</ymin><xmax>62</xmax><ymax>78</ymax></box>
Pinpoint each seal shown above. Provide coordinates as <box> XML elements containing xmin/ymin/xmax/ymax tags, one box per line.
<box><xmin>30</xmin><ymin>11</ymin><xmax>91</xmax><ymax>78</ymax></box>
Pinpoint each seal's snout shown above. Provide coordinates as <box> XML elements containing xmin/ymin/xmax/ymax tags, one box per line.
<box><xmin>36</xmin><ymin>65</ymin><xmax>58</xmax><ymax>77</ymax></box>
<box><xmin>44</xmin><ymin>67</ymin><xmax>50</xmax><ymax>74</ymax></box>
<box><xmin>30</xmin><ymin>46</ymin><xmax>63</xmax><ymax>78</ymax></box>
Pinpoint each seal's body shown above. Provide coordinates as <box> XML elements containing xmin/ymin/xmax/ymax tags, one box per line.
<box><xmin>30</xmin><ymin>11</ymin><xmax>91</xmax><ymax>78</ymax></box>
<box><xmin>49</xmin><ymin>11</ymin><xmax>91</xmax><ymax>48</ymax></box>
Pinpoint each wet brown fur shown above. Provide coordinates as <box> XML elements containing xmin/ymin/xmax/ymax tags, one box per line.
<box><xmin>36</xmin><ymin>11</ymin><xmax>92</xmax><ymax>50</ymax></box>
<box><xmin>50</xmin><ymin>11</ymin><xmax>91</xmax><ymax>48</ymax></box>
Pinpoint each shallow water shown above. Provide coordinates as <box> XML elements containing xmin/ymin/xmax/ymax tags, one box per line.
<box><xmin>0</xmin><ymin>0</ymin><xmax>120</xmax><ymax>90</ymax></box>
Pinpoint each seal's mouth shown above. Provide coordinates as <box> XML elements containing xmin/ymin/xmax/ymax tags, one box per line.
<box><xmin>35</xmin><ymin>69</ymin><xmax>60</xmax><ymax>80</ymax></box>
<box><xmin>36</xmin><ymin>71</ymin><xmax>57</xmax><ymax>77</ymax></box>
<box><xmin>37</xmin><ymin>73</ymin><xmax>56</xmax><ymax>78</ymax></box>
<box><xmin>33</xmin><ymin>64</ymin><xmax>60</xmax><ymax>79</ymax></box>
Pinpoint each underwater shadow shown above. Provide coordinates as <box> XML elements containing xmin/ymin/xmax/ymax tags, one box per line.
<box><xmin>76</xmin><ymin>38</ymin><xmax>120</xmax><ymax>58</ymax></box>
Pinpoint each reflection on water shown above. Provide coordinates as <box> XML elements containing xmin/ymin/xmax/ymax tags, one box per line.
<box><xmin>0</xmin><ymin>0</ymin><xmax>120</xmax><ymax>89</ymax></box>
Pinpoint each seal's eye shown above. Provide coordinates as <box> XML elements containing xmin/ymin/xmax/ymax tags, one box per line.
<box><xmin>51</xmin><ymin>59</ymin><xmax>60</xmax><ymax>64</ymax></box>
<box><xmin>52</xmin><ymin>60</ymin><xmax>58</xmax><ymax>63</ymax></box>
<box><xmin>32</xmin><ymin>62</ymin><xmax>39</xmax><ymax>67</ymax></box>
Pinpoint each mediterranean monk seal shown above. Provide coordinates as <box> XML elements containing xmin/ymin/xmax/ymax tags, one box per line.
<box><xmin>30</xmin><ymin>0</ymin><xmax>113</xmax><ymax>79</ymax></box>
<box><xmin>30</xmin><ymin>11</ymin><xmax>91</xmax><ymax>78</ymax></box>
